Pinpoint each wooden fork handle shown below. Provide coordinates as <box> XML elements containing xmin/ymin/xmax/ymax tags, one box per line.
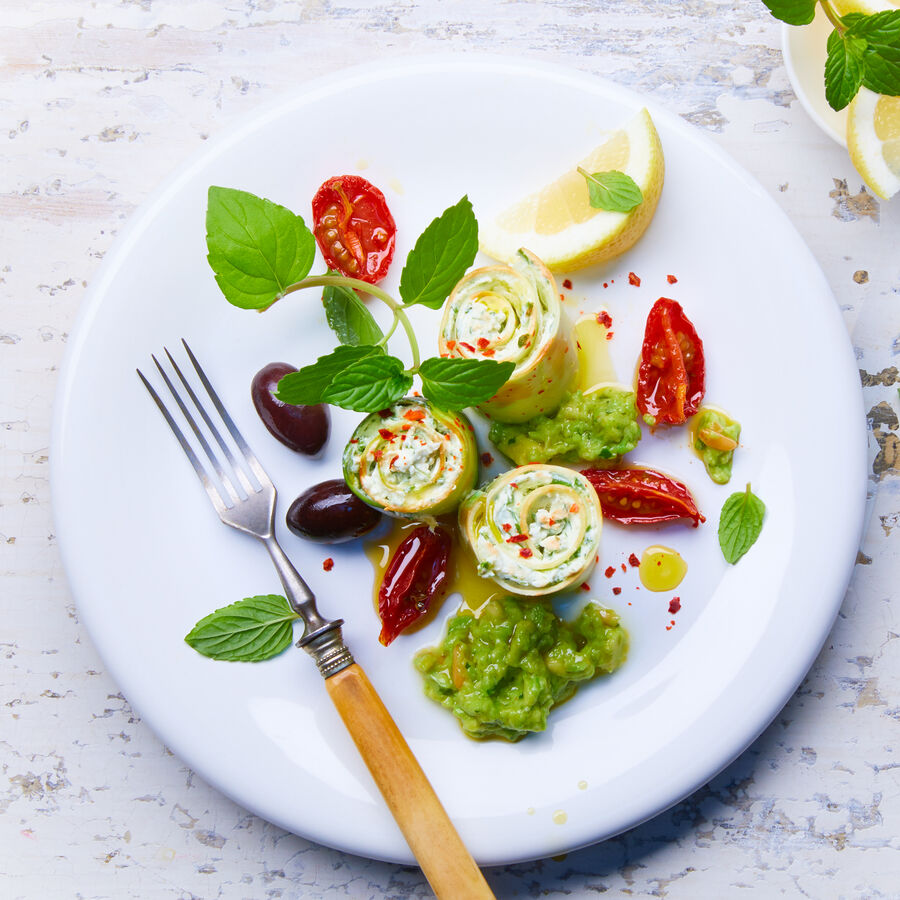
<box><xmin>325</xmin><ymin>663</ymin><xmax>495</xmax><ymax>899</ymax></box>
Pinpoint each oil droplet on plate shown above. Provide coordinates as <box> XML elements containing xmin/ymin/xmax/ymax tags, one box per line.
<box><xmin>552</xmin><ymin>810</ymin><xmax>568</xmax><ymax>825</ymax></box>
<box><xmin>527</xmin><ymin>807</ymin><xmax>535</xmax><ymax>816</ymax></box>
<box><xmin>638</xmin><ymin>545</ymin><xmax>687</xmax><ymax>592</ymax></box>
<box><xmin>577</xmin><ymin>780</ymin><xmax>588</xmax><ymax>790</ymax></box>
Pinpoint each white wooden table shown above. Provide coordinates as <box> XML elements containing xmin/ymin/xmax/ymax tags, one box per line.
<box><xmin>3</xmin><ymin>2</ymin><xmax>898</xmax><ymax>896</ymax></box>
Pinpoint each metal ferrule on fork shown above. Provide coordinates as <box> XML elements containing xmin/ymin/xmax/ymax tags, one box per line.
<box><xmin>137</xmin><ymin>339</ymin><xmax>354</xmax><ymax>680</ymax></box>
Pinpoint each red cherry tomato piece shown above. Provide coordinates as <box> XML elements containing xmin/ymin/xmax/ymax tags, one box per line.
<box><xmin>378</xmin><ymin>525</ymin><xmax>451</xmax><ymax>646</ymax></box>
<box><xmin>311</xmin><ymin>175</ymin><xmax>396</xmax><ymax>284</ymax></box>
<box><xmin>636</xmin><ymin>297</ymin><xmax>705</xmax><ymax>427</ymax></box>
<box><xmin>582</xmin><ymin>467</ymin><xmax>705</xmax><ymax>527</ymax></box>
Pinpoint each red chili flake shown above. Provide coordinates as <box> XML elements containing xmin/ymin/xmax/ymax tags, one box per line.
<box><xmin>377</xmin><ymin>409</ymin><xmax>392</xmax><ymax>419</ymax></box>
<box><xmin>576</xmin><ymin>341</ymin><xmax>582</xmax><ymax>350</ymax></box>
<box><xmin>371</xmin><ymin>450</ymin><xmax>383</xmax><ymax>460</ymax></box>
<box><xmin>668</xmin><ymin>597</ymin><xmax>682</xmax><ymax>614</ymax></box>
<box><xmin>604</xmin><ymin>566</ymin><xmax>616</xmax><ymax>578</ymax></box>
<box><xmin>603</xmin><ymin>282</ymin><xmax>609</xmax><ymax>288</ymax></box>
<box><xmin>519</xmin><ymin>547</ymin><xmax>533</xmax><ymax>558</ymax></box>
<box><xmin>621</xmin><ymin>563</ymin><xmax>627</xmax><ymax>572</ymax></box>
<box><xmin>612</xmin><ymin>587</ymin><xmax>622</xmax><ymax>595</ymax></box>
<box><xmin>580</xmin><ymin>583</ymin><xmax>591</xmax><ymax>592</ymax></box>
<box><xmin>596</xmin><ymin>310</ymin><xmax>613</xmax><ymax>329</ymax></box>
<box><xmin>563</xmin><ymin>279</ymin><xmax>573</xmax><ymax>290</ymax></box>
<box><xmin>666</xmin><ymin>625</ymin><xmax>672</xmax><ymax>631</ymax></box>
<box><xmin>506</xmin><ymin>533</ymin><xmax>529</xmax><ymax>544</ymax></box>
<box><xmin>560</xmin><ymin>293</ymin><xmax>565</xmax><ymax>302</ymax></box>
<box><xmin>482</xmin><ymin>348</ymin><xmax>495</xmax><ymax>357</ymax></box>
<box><xmin>445</xmin><ymin>339</ymin><xmax>456</xmax><ymax>350</ymax></box>
<box><xmin>322</xmin><ymin>558</ymin><xmax>334</xmax><ymax>572</ymax></box>
<box><xmin>667</xmin><ymin>274</ymin><xmax>678</xmax><ymax>284</ymax></box>
<box><xmin>480</xmin><ymin>452</ymin><xmax>494</xmax><ymax>467</ymax></box>
<box><xmin>628</xmin><ymin>272</ymin><xmax>641</xmax><ymax>286</ymax></box>
<box><xmin>570</xmin><ymin>503</ymin><xmax>579</xmax><ymax>513</ymax></box>
<box><xmin>401</xmin><ymin>424</ymin><xmax>411</xmax><ymax>432</ymax></box>
<box><xmin>459</xmin><ymin>341</ymin><xmax>476</xmax><ymax>352</ymax></box>
<box><xmin>378</xmin><ymin>428</ymin><xmax>394</xmax><ymax>440</ymax></box>
<box><xmin>501</xmin><ymin>522</ymin><xmax>512</xmax><ymax>532</ymax></box>
<box><xmin>605</xmin><ymin>331</ymin><xmax>614</xmax><ymax>341</ymax></box>
<box><xmin>477</xmin><ymin>337</ymin><xmax>490</xmax><ymax>350</ymax></box>
<box><xmin>510</xmin><ymin>482</ymin><xmax>518</xmax><ymax>489</ymax></box>
<box><xmin>403</xmin><ymin>409</ymin><xmax>426</xmax><ymax>421</ymax></box>
<box><xmin>349</xmin><ymin>438</ymin><xmax>359</xmax><ymax>444</ymax></box>
<box><xmin>628</xmin><ymin>553</ymin><xmax>640</xmax><ymax>567</ymax></box>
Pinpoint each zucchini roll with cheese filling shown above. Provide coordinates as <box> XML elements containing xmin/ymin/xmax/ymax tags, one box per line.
<box><xmin>459</xmin><ymin>464</ymin><xmax>602</xmax><ymax>596</ymax></box>
<box><xmin>438</xmin><ymin>248</ymin><xmax>577</xmax><ymax>423</ymax></box>
<box><xmin>343</xmin><ymin>398</ymin><xmax>478</xmax><ymax>518</ymax></box>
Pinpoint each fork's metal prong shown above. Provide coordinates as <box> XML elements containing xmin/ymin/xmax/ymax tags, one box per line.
<box><xmin>182</xmin><ymin>339</ymin><xmax>272</xmax><ymax>490</ymax></box>
<box><xmin>137</xmin><ymin>367</ymin><xmax>231</xmax><ymax>512</ymax></box>
<box><xmin>151</xmin><ymin>353</ymin><xmax>242</xmax><ymax>506</ymax></box>
<box><xmin>163</xmin><ymin>346</ymin><xmax>258</xmax><ymax>498</ymax></box>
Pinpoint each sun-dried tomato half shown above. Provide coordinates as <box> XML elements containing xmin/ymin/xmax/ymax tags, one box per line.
<box><xmin>378</xmin><ymin>525</ymin><xmax>451</xmax><ymax>645</ymax></box>
<box><xmin>636</xmin><ymin>297</ymin><xmax>705</xmax><ymax>427</ymax></box>
<box><xmin>582</xmin><ymin>467</ymin><xmax>705</xmax><ymax>527</ymax></box>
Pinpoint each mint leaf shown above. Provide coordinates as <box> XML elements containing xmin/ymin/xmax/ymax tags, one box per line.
<box><xmin>580</xmin><ymin>170</ymin><xmax>643</xmax><ymax>212</ymax></box>
<box><xmin>419</xmin><ymin>356</ymin><xmax>515</xmax><ymax>409</ymax></box>
<box><xmin>276</xmin><ymin>345</ymin><xmax>383</xmax><ymax>405</ymax></box>
<box><xmin>761</xmin><ymin>0</ymin><xmax>816</xmax><ymax>26</ymax></box>
<box><xmin>206</xmin><ymin>187</ymin><xmax>316</xmax><ymax>310</ymax></box>
<box><xmin>849</xmin><ymin>10</ymin><xmax>900</xmax><ymax>96</ymax></box>
<box><xmin>825</xmin><ymin>29</ymin><xmax>865</xmax><ymax>110</ymax></box>
<box><xmin>321</xmin><ymin>273</ymin><xmax>384</xmax><ymax>346</ymax></box>
<box><xmin>718</xmin><ymin>484</ymin><xmax>766</xmax><ymax>565</ymax></box>
<box><xmin>185</xmin><ymin>595</ymin><xmax>298</xmax><ymax>661</ymax></box>
<box><xmin>399</xmin><ymin>196</ymin><xmax>478</xmax><ymax>310</ymax></box>
<box><xmin>323</xmin><ymin>354</ymin><xmax>412</xmax><ymax>412</ymax></box>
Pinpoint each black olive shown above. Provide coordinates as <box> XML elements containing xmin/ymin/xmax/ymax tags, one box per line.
<box><xmin>286</xmin><ymin>479</ymin><xmax>382</xmax><ymax>543</ymax></box>
<box><xmin>251</xmin><ymin>362</ymin><xmax>329</xmax><ymax>455</ymax></box>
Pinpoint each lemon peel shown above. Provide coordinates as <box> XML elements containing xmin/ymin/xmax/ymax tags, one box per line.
<box><xmin>847</xmin><ymin>86</ymin><xmax>900</xmax><ymax>200</ymax></box>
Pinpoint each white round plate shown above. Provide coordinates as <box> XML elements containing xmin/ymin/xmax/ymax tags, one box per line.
<box><xmin>52</xmin><ymin>56</ymin><xmax>867</xmax><ymax>866</ymax></box>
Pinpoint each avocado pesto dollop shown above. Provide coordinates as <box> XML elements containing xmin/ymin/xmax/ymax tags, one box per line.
<box><xmin>489</xmin><ymin>386</ymin><xmax>641</xmax><ymax>466</ymax></box>
<box><xmin>414</xmin><ymin>596</ymin><xmax>628</xmax><ymax>741</ymax></box>
<box><xmin>692</xmin><ymin>406</ymin><xmax>741</xmax><ymax>484</ymax></box>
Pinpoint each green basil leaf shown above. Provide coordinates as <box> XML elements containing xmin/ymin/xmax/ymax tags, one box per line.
<box><xmin>323</xmin><ymin>354</ymin><xmax>413</xmax><ymax>412</ymax></box>
<box><xmin>206</xmin><ymin>187</ymin><xmax>316</xmax><ymax>310</ymax></box>
<box><xmin>761</xmin><ymin>0</ymin><xmax>817</xmax><ymax>26</ymax></box>
<box><xmin>718</xmin><ymin>484</ymin><xmax>766</xmax><ymax>565</ymax></box>
<box><xmin>825</xmin><ymin>30</ymin><xmax>865</xmax><ymax>111</ymax></box>
<box><xmin>276</xmin><ymin>345</ymin><xmax>383</xmax><ymax>405</ymax></box>
<box><xmin>419</xmin><ymin>356</ymin><xmax>516</xmax><ymax>409</ymax></box>
<box><xmin>321</xmin><ymin>273</ymin><xmax>384</xmax><ymax>346</ymax></box>
<box><xmin>580</xmin><ymin>170</ymin><xmax>644</xmax><ymax>212</ymax></box>
<box><xmin>185</xmin><ymin>595</ymin><xmax>298</xmax><ymax>662</ymax></box>
<box><xmin>399</xmin><ymin>196</ymin><xmax>478</xmax><ymax>310</ymax></box>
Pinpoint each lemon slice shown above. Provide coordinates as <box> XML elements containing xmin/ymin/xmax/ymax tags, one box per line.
<box><xmin>847</xmin><ymin>87</ymin><xmax>900</xmax><ymax>200</ymax></box>
<box><xmin>831</xmin><ymin>0</ymin><xmax>897</xmax><ymax>14</ymax></box>
<box><xmin>480</xmin><ymin>108</ymin><xmax>664</xmax><ymax>272</ymax></box>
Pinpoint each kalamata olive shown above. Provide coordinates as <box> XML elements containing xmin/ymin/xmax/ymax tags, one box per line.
<box><xmin>286</xmin><ymin>479</ymin><xmax>382</xmax><ymax>543</ymax></box>
<box><xmin>251</xmin><ymin>362</ymin><xmax>329</xmax><ymax>455</ymax></box>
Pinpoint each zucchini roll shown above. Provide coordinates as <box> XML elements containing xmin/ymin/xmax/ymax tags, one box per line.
<box><xmin>459</xmin><ymin>464</ymin><xmax>602</xmax><ymax>596</ymax></box>
<box><xmin>438</xmin><ymin>248</ymin><xmax>577</xmax><ymax>423</ymax></box>
<box><xmin>342</xmin><ymin>398</ymin><xmax>478</xmax><ymax>518</ymax></box>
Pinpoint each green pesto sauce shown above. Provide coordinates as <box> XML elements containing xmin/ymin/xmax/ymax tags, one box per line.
<box><xmin>414</xmin><ymin>596</ymin><xmax>628</xmax><ymax>741</ymax></box>
<box><xmin>488</xmin><ymin>387</ymin><xmax>641</xmax><ymax>465</ymax></box>
<box><xmin>693</xmin><ymin>407</ymin><xmax>741</xmax><ymax>485</ymax></box>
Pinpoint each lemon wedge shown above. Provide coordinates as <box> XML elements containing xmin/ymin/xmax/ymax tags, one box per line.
<box><xmin>847</xmin><ymin>86</ymin><xmax>900</xmax><ymax>200</ymax></box>
<box><xmin>480</xmin><ymin>108</ymin><xmax>664</xmax><ymax>272</ymax></box>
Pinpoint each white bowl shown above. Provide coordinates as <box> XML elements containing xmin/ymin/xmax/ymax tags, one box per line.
<box><xmin>781</xmin><ymin>9</ymin><xmax>848</xmax><ymax>146</ymax></box>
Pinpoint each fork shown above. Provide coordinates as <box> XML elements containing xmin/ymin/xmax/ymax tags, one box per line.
<box><xmin>138</xmin><ymin>340</ymin><xmax>494</xmax><ymax>900</ymax></box>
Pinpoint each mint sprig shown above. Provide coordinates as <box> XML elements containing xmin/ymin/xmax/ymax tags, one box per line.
<box><xmin>206</xmin><ymin>189</ymin><xmax>512</xmax><ymax>413</ymax></box>
<box><xmin>763</xmin><ymin>2</ymin><xmax>900</xmax><ymax>110</ymax></box>
<box><xmin>578</xmin><ymin>169</ymin><xmax>644</xmax><ymax>212</ymax></box>
<box><xmin>185</xmin><ymin>594</ymin><xmax>299</xmax><ymax>661</ymax></box>
<box><xmin>718</xmin><ymin>483</ymin><xmax>766</xmax><ymax>564</ymax></box>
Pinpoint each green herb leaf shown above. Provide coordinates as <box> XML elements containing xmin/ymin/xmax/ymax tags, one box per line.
<box><xmin>579</xmin><ymin>170</ymin><xmax>644</xmax><ymax>212</ymax></box>
<box><xmin>761</xmin><ymin>0</ymin><xmax>817</xmax><ymax>26</ymax></box>
<box><xmin>718</xmin><ymin>484</ymin><xmax>766</xmax><ymax>565</ymax></box>
<box><xmin>849</xmin><ymin>10</ymin><xmax>900</xmax><ymax>96</ymax></box>
<box><xmin>323</xmin><ymin>354</ymin><xmax>413</xmax><ymax>412</ymax></box>
<box><xmin>321</xmin><ymin>273</ymin><xmax>384</xmax><ymax>346</ymax></box>
<box><xmin>206</xmin><ymin>187</ymin><xmax>316</xmax><ymax>310</ymax></box>
<box><xmin>185</xmin><ymin>594</ymin><xmax>298</xmax><ymax>661</ymax></box>
<box><xmin>419</xmin><ymin>356</ymin><xmax>516</xmax><ymax>408</ymax></box>
<box><xmin>399</xmin><ymin>196</ymin><xmax>479</xmax><ymax>310</ymax></box>
<box><xmin>826</xmin><ymin>29</ymin><xmax>865</xmax><ymax>110</ymax></box>
<box><xmin>276</xmin><ymin>345</ymin><xmax>383</xmax><ymax>405</ymax></box>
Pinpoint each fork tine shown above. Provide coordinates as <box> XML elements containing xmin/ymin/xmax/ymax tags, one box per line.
<box><xmin>151</xmin><ymin>353</ymin><xmax>243</xmax><ymax>506</ymax></box>
<box><xmin>163</xmin><ymin>347</ymin><xmax>258</xmax><ymax>497</ymax></box>
<box><xmin>136</xmin><ymin>367</ymin><xmax>232</xmax><ymax>512</ymax></box>
<box><xmin>182</xmin><ymin>339</ymin><xmax>272</xmax><ymax>489</ymax></box>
